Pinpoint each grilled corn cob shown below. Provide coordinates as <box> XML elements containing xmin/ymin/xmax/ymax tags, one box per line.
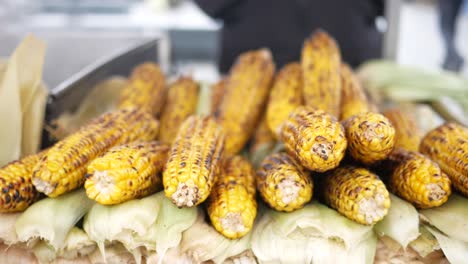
<box><xmin>301</xmin><ymin>30</ymin><xmax>341</xmax><ymax>117</ymax></box>
<box><xmin>382</xmin><ymin>148</ymin><xmax>451</xmax><ymax>208</ymax></box>
<box><xmin>85</xmin><ymin>141</ymin><xmax>169</xmax><ymax>205</ymax></box>
<box><xmin>420</xmin><ymin>123</ymin><xmax>468</xmax><ymax>196</ymax></box>
<box><xmin>207</xmin><ymin>156</ymin><xmax>257</xmax><ymax>239</ymax></box>
<box><xmin>32</xmin><ymin>108</ymin><xmax>159</xmax><ymax>197</ymax></box>
<box><xmin>118</xmin><ymin>62</ymin><xmax>167</xmax><ymax>117</ymax></box>
<box><xmin>210</xmin><ymin>78</ymin><xmax>226</xmax><ymax>115</ymax></box>
<box><xmin>280</xmin><ymin>106</ymin><xmax>347</xmax><ymax>172</ymax></box>
<box><xmin>159</xmin><ymin>77</ymin><xmax>199</xmax><ymax>145</ymax></box>
<box><xmin>0</xmin><ymin>151</ymin><xmax>45</xmax><ymax>213</ymax></box>
<box><xmin>266</xmin><ymin>62</ymin><xmax>303</xmax><ymax>138</ymax></box>
<box><xmin>340</xmin><ymin>63</ymin><xmax>370</xmax><ymax>120</ymax></box>
<box><xmin>257</xmin><ymin>152</ymin><xmax>313</xmax><ymax>212</ymax></box>
<box><xmin>249</xmin><ymin>115</ymin><xmax>276</xmax><ymax>167</ymax></box>
<box><xmin>163</xmin><ymin>115</ymin><xmax>225</xmax><ymax>207</ymax></box>
<box><xmin>322</xmin><ymin>166</ymin><xmax>391</xmax><ymax>225</ymax></box>
<box><xmin>383</xmin><ymin>108</ymin><xmax>422</xmax><ymax>152</ymax></box>
<box><xmin>343</xmin><ymin>112</ymin><xmax>395</xmax><ymax>165</ymax></box>
<box><xmin>216</xmin><ymin>49</ymin><xmax>275</xmax><ymax>154</ymax></box>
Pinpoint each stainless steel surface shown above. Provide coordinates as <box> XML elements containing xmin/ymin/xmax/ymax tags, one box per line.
<box><xmin>0</xmin><ymin>31</ymin><xmax>167</xmax><ymax>89</ymax></box>
<box><xmin>46</xmin><ymin>37</ymin><xmax>162</xmax><ymax>119</ymax></box>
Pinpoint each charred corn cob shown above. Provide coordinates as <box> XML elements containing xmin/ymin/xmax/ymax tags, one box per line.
<box><xmin>383</xmin><ymin>108</ymin><xmax>422</xmax><ymax>152</ymax></box>
<box><xmin>340</xmin><ymin>63</ymin><xmax>370</xmax><ymax>120</ymax></box>
<box><xmin>322</xmin><ymin>166</ymin><xmax>391</xmax><ymax>225</ymax></box>
<box><xmin>257</xmin><ymin>152</ymin><xmax>313</xmax><ymax>212</ymax></box>
<box><xmin>159</xmin><ymin>77</ymin><xmax>199</xmax><ymax>145</ymax></box>
<box><xmin>420</xmin><ymin>123</ymin><xmax>468</xmax><ymax>196</ymax></box>
<box><xmin>266</xmin><ymin>62</ymin><xmax>303</xmax><ymax>138</ymax></box>
<box><xmin>280</xmin><ymin>106</ymin><xmax>347</xmax><ymax>172</ymax></box>
<box><xmin>215</xmin><ymin>49</ymin><xmax>275</xmax><ymax>154</ymax></box>
<box><xmin>32</xmin><ymin>108</ymin><xmax>159</xmax><ymax>197</ymax></box>
<box><xmin>207</xmin><ymin>156</ymin><xmax>257</xmax><ymax>239</ymax></box>
<box><xmin>343</xmin><ymin>112</ymin><xmax>395</xmax><ymax>165</ymax></box>
<box><xmin>118</xmin><ymin>62</ymin><xmax>167</xmax><ymax>117</ymax></box>
<box><xmin>210</xmin><ymin>78</ymin><xmax>226</xmax><ymax>115</ymax></box>
<box><xmin>0</xmin><ymin>151</ymin><xmax>45</xmax><ymax>213</ymax></box>
<box><xmin>249</xmin><ymin>114</ymin><xmax>276</xmax><ymax>167</ymax></box>
<box><xmin>163</xmin><ymin>115</ymin><xmax>225</xmax><ymax>207</ymax></box>
<box><xmin>382</xmin><ymin>148</ymin><xmax>451</xmax><ymax>208</ymax></box>
<box><xmin>85</xmin><ymin>141</ymin><xmax>169</xmax><ymax>205</ymax></box>
<box><xmin>301</xmin><ymin>30</ymin><xmax>341</xmax><ymax>117</ymax></box>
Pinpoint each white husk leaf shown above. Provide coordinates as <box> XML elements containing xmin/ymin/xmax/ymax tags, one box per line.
<box><xmin>251</xmin><ymin>202</ymin><xmax>376</xmax><ymax>264</ymax></box>
<box><xmin>83</xmin><ymin>193</ymin><xmax>162</xmax><ymax>260</ymax></box>
<box><xmin>425</xmin><ymin>225</ymin><xmax>468</xmax><ymax>264</ymax></box>
<box><xmin>419</xmin><ymin>194</ymin><xmax>468</xmax><ymax>243</ymax></box>
<box><xmin>0</xmin><ymin>212</ymin><xmax>21</xmax><ymax>244</ymax></box>
<box><xmin>15</xmin><ymin>189</ymin><xmax>94</xmax><ymax>250</ymax></box>
<box><xmin>374</xmin><ymin>194</ymin><xmax>420</xmax><ymax>248</ymax></box>
<box><xmin>180</xmin><ymin>212</ymin><xmax>252</xmax><ymax>264</ymax></box>
<box><xmin>409</xmin><ymin>225</ymin><xmax>440</xmax><ymax>257</ymax></box>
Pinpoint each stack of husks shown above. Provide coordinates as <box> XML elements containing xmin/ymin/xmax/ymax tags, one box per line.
<box><xmin>0</xmin><ymin>30</ymin><xmax>467</xmax><ymax>264</ymax></box>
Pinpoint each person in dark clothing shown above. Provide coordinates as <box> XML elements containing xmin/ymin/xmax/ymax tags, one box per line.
<box><xmin>438</xmin><ymin>0</ymin><xmax>465</xmax><ymax>72</ymax></box>
<box><xmin>194</xmin><ymin>0</ymin><xmax>385</xmax><ymax>73</ymax></box>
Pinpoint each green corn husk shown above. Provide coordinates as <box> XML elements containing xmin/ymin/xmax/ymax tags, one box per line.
<box><xmin>15</xmin><ymin>189</ymin><xmax>94</xmax><ymax>250</ymax></box>
<box><xmin>251</xmin><ymin>202</ymin><xmax>377</xmax><ymax>264</ymax></box>
<box><xmin>179</xmin><ymin>213</ymin><xmax>254</xmax><ymax>264</ymax></box>
<box><xmin>83</xmin><ymin>192</ymin><xmax>197</xmax><ymax>264</ymax></box>
<box><xmin>374</xmin><ymin>194</ymin><xmax>419</xmax><ymax>249</ymax></box>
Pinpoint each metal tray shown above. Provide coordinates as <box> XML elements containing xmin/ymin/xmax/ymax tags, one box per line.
<box><xmin>42</xmin><ymin>37</ymin><xmax>162</xmax><ymax>147</ymax></box>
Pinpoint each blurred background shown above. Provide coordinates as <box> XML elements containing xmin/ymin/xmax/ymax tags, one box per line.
<box><xmin>0</xmin><ymin>0</ymin><xmax>467</xmax><ymax>88</ymax></box>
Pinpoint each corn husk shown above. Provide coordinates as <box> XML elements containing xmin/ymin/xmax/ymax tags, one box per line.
<box><xmin>0</xmin><ymin>212</ymin><xmax>21</xmax><ymax>245</ymax></box>
<box><xmin>419</xmin><ymin>194</ymin><xmax>468</xmax><ymax>243</ymax></box>
<box><xmin>179</xmin><ymin>213</ymin><xmax>253</xmax><ymax>264</ymax></box>
<box><xmin>0</xmin><ymin>34</ymin><xmax>47</xmax><ymax>166</ymax></box>
<box><xmin>374</xmin><ymin>194</ymin><xmax>420</xmax><ymax>249</ymax></box>
<box><xmin>251</xmin><ymin>202</ymin><xmax>376</xmax><ymax>264</ymax></box>
<box><xmin>15</xmin><ymin>189</ymin><xmax>94</xmax><ymax>250</ymax></box>
<box><xmin>83</xmin><ymin>192</ymin><xmax>197</xmax><ymax>264</ymax></box>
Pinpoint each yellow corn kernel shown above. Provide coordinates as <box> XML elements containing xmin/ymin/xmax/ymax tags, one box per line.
<box><xmin>301</xmin><ymin>30</ymin><xmax>341</xmax><ymax>117</ymax></box>
<box><xmin>343</xmin><ymin>112</ymin><xmax>395</xmax><ymax>165</ymax></box>
<box><xmin>163</xmin><ymin>115</ymin><xmax>225</xmax><ymax>207</ymax></box>
<box><xmin>323</xmin><ymin>166</ymin><xmax>391</xmax><ymax>225</ymax></box>
<box><xmin>159</xmin><ymin>77</ymin><xmax>199</xmax><ymax>145</ymax></box>
<box><xmin>383</xmin><ymin>108</ymin><xmax>422</xmax><ymax>152</ymax></box>
<box><xmin>340</xmin><ymin>63</ymin><xmax>370</xmax><ymax>120</ymax></box>
<box><xmin>266</xmin><ymin>62</ymin><xmax>303</xmax><ymax>138</ymax></box>
<box><xmin>216</xmin><ymin>49</ymin><xmax>275</xmax><ymax>154</ymax></box>
<box><xmin>420</xmin><ymin>122</ymin><xmax>468</xmax><ymax>196</ymax></box>
<box><xmin>249</xmin><ymin>114</ymin><xmax>276</xmax><ymax>167</ymax></box>
<box><xmin>0</xmin><ymin>151</ymin><xmax>45</xmax><ymax>213</ymax></box>
<box><xmin>207</xmin><ymin>156</ymin><xmax>257</xmax><ymax>239</ymax></box>
<box><xmin>383</xmin><ymin>148</ymin><xmax>451</xmax><ymax>208</ymax></box>
<box><xmin>118</xmin><ymin>62</ymin><xmax>167</xmax><ymax>117</ymax></box>
<box><xmin>32</xmin><ymin>108</ymin><xmax>159</xmax><ymax>197</ymax></box>
<box><xmin>210</xmin><ymin>78</ymin><xmax>226</xmax><ymax>115</ymax></box>
<box><xmin>280</xmin><ymin>106</ymin><xmax>347</xmax><ymax>172</ymax></box>
<box><xmin>257</xmin><ymin>152</ymin><xmax>313</xmax><ymax>212</ymax></box>
<box><xmin>85</xmin><ymin>141</ymin><xmax>169</xmax><ymax>205</ymax></box>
